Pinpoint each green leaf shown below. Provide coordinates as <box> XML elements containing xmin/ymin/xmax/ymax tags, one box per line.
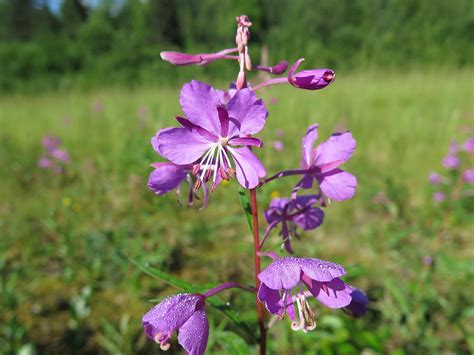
<box><xmin>125</xmin><ymin>255</ymin><xmax>257</xmax><ymax>344</ymax></box>
<box><xmin>238</xmin><ymin>187</ymin><xmax>253</xmax><ymax>233</ymax></box>
<box><xmin>214</xmin><ymin>330</ymin><xmax>252</xmax><ymax>354</ymax></box>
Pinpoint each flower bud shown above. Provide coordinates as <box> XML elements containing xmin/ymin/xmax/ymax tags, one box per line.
<box><xmin>288</xmin><ymin>58</ymin><xmax>335</xmax><ymax>91</ymax></box>
<box><xmin>160</xmin><ymin>51</ymin><xmax>202</xmax><ymax>66</ymax></box>
<box><xmin>256</xmin><ymin>60</ymin><xmax>288</xmax><ymax>75</ymax></box>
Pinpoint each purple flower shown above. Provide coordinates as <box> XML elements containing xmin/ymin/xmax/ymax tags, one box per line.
<box><xmin>428</xmin><ymin>172</ymin><xmax>442</xmax><ymax>185</ymax></box>
<box><xmin>433</xmin><ymin>191</ymin><xmax>445</xmax><ymax>202</ymax></box>
<box><xmin>142</xmin><ymin>293</ymin><xmax>208</xmax><ymax>354</ymax></box>
<box><xmin>298</xmin><ymin>124</ymin><xmax>357</xmax><ymax>201</ymax></box>
<box><xmin>288</xmin><ymin>58</ymin><xmax>335</xmax><ymax>91</ymax></box>
<box><xmin>50</xmin><ymin>148</ymin><xmax>70</xmax><ymax>163</ymax></box>
<box><xmin>38</xmin><ymin>157</ymin><xmax>52</xmax><ymax>168</ymax></box>
<box><xmin>442</xmin><ymin>154</ymin><xmax>459</xmax><ymax>170</ymax></box>
<box><xmin>272</xmin><ymin>140</ymin><xmax>284</xmax><ymax>151</ymax></box>
<box><xmin>257</xmin><ymin>255</ymin><xmax>353</xmax><ymax>332</ymax></box>
<box><xmin>153</xmin><ymin>80</ymin><xmax>267</xmax><ymax>190</ymax></box>
<box><xmin>463</xmin><ymin>169</ymin><xmax>474</xmax><ymax>184</ymax></box>
<box><xmin>263</xmin><ymin>195</ymin><xmax>324</xmax><ymax>253</ymax></box>
<box><xmin>42</xmin><ymin>135</ymin><xmax>61</xmax><ymax>152</ymax></box>
<box><xmin>343</xmin><ymin>288</ymin><xmax>368</xmax><ymax>318</ymax></box>
<box><xmin>463</xmin><ymin>137</ymin><xmax>474</xmax><ymax>153</ymax></box>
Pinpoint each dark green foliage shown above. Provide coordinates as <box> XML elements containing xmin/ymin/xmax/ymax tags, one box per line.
<box><xmin>0</xmin><ymin>0</ymin><xmax>473</xmax><ymax>92</ymax></box>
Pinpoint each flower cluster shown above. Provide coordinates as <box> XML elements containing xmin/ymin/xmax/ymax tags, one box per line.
<box><xmin>38</xmin><ymin>135</ymin><xmax>70</xmax><ymax>174</ymax></box>
<box><xmin>143</xmin><ymin>15</ymin><xmax>366</xmax><ymax>354</ymax></box>
<box><xmin>428</xmin><ymin>137</ymin><xmax>474</xmax><ymax>202</ymax></box>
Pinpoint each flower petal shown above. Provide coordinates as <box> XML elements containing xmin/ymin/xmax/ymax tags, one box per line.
<box><xmin>156</xmin><ymin>127</ymin><xmax>213</xmax><ymax>165</ymax></box>
<box><xmin>318</xmin><ymin>169</ymin><xmax>357</xmax><ymax>201</ymax></box>
<box><xmin>142</xmin><ymin>294</ymin><xmax>202</xmax><ymax>339</ymax></box>
<box><xmin>292</xmin><ymin>206</ymin><xmax>324</xmax><ymax>231</ymax></box>
<box><xmin>301</xmin><ymin>124</ymin><xmax>319</xmax><ymax>168</ymax></box>
<box><xmin>344</xmin><ymin>287</ymin><xmax>369</xmax><ymax>317</ymax></box>
<box><xmin>179</xmin><ymin>80</ymin><xmax>222</xmax><ymax>135</ymax></box>
<box><xmin>226</xmin><ymin>88</ymin><xmax>268</xmax><ymax>135</ymax></box>
<box><xmin>305</xmin><ymin>278</ymin><xmax>352</xmax><ymax>309</ymax></box>
<box><xmin>299</xmin><ymin>258</ymin><xmax>346</xmax><ymax>282</ymax></box>
<box><xmin>230</xmin><ymin>147</ymin><xmax>266</xmax><ymax>189</ymax></box>
<box><xmin>257</xmin><ymin>283</ymin><xmax>284</xmax><ymax>315</ymax></box>
<box><xmin>258</xmin><ymin>257</ymin><xmax>302</xmax><ymax>290</ymax></box>
<box><xmin>147</xmin><ymin>163</ymin><xmax>188</xmax><ymax>195</ymax></box>
<box><xmin>177</xmin><ymin>309</ymin><xmax>209</xmax><ymax>355</ymax></box>
<box><xmin>314</xmin><ymin>132</ymin><xmax>356</xmax><ymax>172</ymax></box>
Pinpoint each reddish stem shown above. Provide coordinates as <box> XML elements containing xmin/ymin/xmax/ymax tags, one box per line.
<box><xmin>250</xmin><ymin>188</ymin><xmax>267</xmax><ymax>354</ymax></box>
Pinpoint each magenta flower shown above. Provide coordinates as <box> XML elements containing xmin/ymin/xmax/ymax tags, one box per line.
<box><xmin>272</xmin><ymin>140</ymin><xmax>284</xmax><ymax>151</ymax></box>
<box><xmin>142</xmin><ymin>293</ymin><xmax>208</xmax><ymax>355</ymax></box>
<box><xmin>428</xmin><ymin>172</ymin><xmax>442</xmax><ymax>185</ymax></box>
<box><xmin>288</xmin><ymin>58</ymin><xmax>335</xmax><ymax>91</ymax></box>
<box><xmin>263</xmin><ymin>195</ymin><xmax>324</xmax><ymax>253</ymax></box>
<box><xmin>153</xmin><ymin>80</ymin><xmax>267</xmax><ymax>189</ymax></box>
<box><xmin>463</xmin><ymin>169</ymin><xmax>474</xmax><ymax>184</ymax></box>
<box><xmin>442</xmin><ymin>154</ymin><xmax>459</xmax><ymax>170</ymax></box>
<box><xmin>433</xmin><ymin>191</ymin><xmax>445</xmax><ymax>202</ymax></box>
<box><xmin>258</xmin><ymin>255</ymin><xmax>353</xmax><ymax>332</ymax></box>
<box><xmin>297</xmin><ymin>124</ymin><xmax>357</xmax><ymax>200</ymax></box>
<box><xmin>42</xmin><ymin>135</ymin><xmax>61</xmax><ymax>151</ymax></box>
<box><xmin>38</xmin><ymin>135</ymin><xmax>70</xmax><ymax>173</ymax></box>
<box><xmin>343</xmin><ymin>287</ymin><xmax>369</xmax><ymax>318</ymax></box>
<box><xmin>463</xmin><ymin>137</ymin><xmax>474</xmax><ymax>153</ymax></box>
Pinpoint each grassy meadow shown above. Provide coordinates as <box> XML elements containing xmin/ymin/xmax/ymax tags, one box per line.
<box><xmin>1</xmin><ymin>68</ymin><xmax>473</xmax><ymax>354</ymax></box>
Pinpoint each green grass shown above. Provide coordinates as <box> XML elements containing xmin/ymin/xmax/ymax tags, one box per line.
<box><xmin>1</xmin><ymin>68</ymin><xmax>473</xmax><ymax>354</ymax></box>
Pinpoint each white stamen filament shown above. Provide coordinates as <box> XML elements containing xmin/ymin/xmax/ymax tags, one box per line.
<box><xmin>196</xmin><ymin>140</ymin><xmax>234</xmax><ymax>186</ymax></box>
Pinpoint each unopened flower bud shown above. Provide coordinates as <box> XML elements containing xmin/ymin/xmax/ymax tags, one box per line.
<box><xmin>288</xmin><ymin>58</ymin><xmax>335</xmax><ymax>91</ymax></box>
<box><xmin>256</xmin><ymin>60</ymin><xmax>288</xmax><ymax>75</ymax></box>
<box><xmin>160</xmin><ymin>51</ymin><xmax>203</xmax><ymax>66</ymax></box>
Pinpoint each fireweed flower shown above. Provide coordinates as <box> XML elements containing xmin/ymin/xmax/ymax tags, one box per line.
<box><xmin>463</xmin><ymin>137</ymin><xmax>474</xmax><ymax>153</ymax></box>
<box><xmin>433</xmin><ymin>191</ymin><xmax>445</xmax><ymax>202</ymax></box>
<box><xmin>463</xmin><ymin>169</ymin><xmax>474</xmax><ymax>184</ymax></box>
<box><xmin>263</xmin><ymin>195</ymin><xmax>324</xmax><ymax>253</ymax></box>
<box><xmin>442</xmin><ymin>154</ymin><xmax>459</xmax><ymax>170</ymax></box>
<box><xmin>38</xmin><ymin>135</ymin><xmax>70</xmax><ymax>173</ymax></box>
<box><xmin>288</xmin><ymin>58</ymin><xmax>335</xmax><ymax>91</ymax></box>
<box><xmin>257</xmin><ymin>255</ymin><xmax>354</xmax><ymax>332</ymax></box>
<box><xmin>142</xmin><ymin>293</ymin><xmax>208</xmax><ymax>354</ymax></box>
<box><xmin>153</xmin><ymin>80</ymin><xmax>267</xmax><ymax>190</ymax></box>
<box><xmin>428</xmin><ymin>172</ymin><xmax>443</xmax><ymax>185</ymax></box>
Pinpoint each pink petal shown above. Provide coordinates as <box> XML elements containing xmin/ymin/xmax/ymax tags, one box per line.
<box><xmin>230</xmin><ymin>147</ymin><xmax>266</xmax><ymax>189</ymax></box>
<box><xmin>306</xmin><ymin>278</ymin><xmax>352</xmax><ymax>309</ymax></box>
<box><xmin>318</xmin><ymin>169</ymin><xmax>357</xmax><ymax>201</ymax></box>
<box><xmin>177</xmin><ymin>310</ymin><xmax>209</xmax><ymax>355</ymax></box>
<box><xmin>156</xmin><ymin>127</ymin><xmax>213</xmax><ymax>165</ymax></box>
<box><xmin>257</xmin><ymin>283</ymin><xmax>284</xmax><ymax>315</ymax></box>
<box><xmin>314</xmin><ymin>132</ymin><xmax>356</xmax><ymax>172</ymax></box>
<box><xmin>258</xmin><ymin>257</ymin><xmax>302</xmax><ymax>290</ymax></box>
<box><xmin>147</xmin><ymin>164</ymin><xmax>188</xmax><ymax>195</ymax></box>
<box><xmin>179</xmin><ymin>80</ymin><xmax>222</xmax><ymax>136</ymax></box>
<box><xmin>301</xmin><ymin>124</ymin><xmax>319</xmax><ymax>168</ymax></box>
<box><xmin>226</xmin><ymin>88</ymin><xmax>268</xmax><ymax>135</ymax></box>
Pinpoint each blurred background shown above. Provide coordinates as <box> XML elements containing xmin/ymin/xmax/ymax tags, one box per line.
<box><xmin>1</xmin><ymin>0</ymin><xmax>473</xmax><ymax>354</ymax></box>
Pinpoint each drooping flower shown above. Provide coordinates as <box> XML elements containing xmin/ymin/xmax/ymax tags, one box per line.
<box><xmin>142</xmin><ymin>293</ymin><xmax>209</xmax><ymax>355</ymax></box>
<box><xmin>257</xmin><ymin>255</ymin><xmax>355</xmax><ymax>332</ymax></box>
<box><xmin>463</xmin><ymin>169</ymin><xmax>474</xmax><ymax>184</ymax></box>
<box><xmin>153</xmin><ymin>80</ymin><xmax>267</xmax><ymax>190</ymax></box>
<box><xmin>296</xmin><ymin>124</ymin><xmax>357</xmax><ymax>200</ymax></box>
<box><xmin>263</xmin><ymin>195</ymin><xmax>324</xmax><ymax>253</ymax></box>
<box><xmin>288</xmin><ymin>58</ymin><xmax>335</xmax><ymax>91</ymax></box>
<box><xmin>343</xmin><ymin>287</ymin><xmax>369</xmax><ymax>318</ymax></box>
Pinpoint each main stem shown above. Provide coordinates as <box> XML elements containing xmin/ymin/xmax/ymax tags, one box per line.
<box><xmin>250</xmin><ymin>188</ymin><xmax>266</xmax><ymax>354</ymax></box>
